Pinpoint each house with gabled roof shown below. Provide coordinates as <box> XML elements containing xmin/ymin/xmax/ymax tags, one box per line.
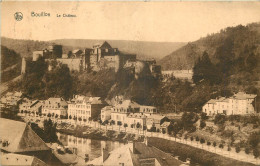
<box><xmin>87</xmin><ymin>141</ymin><xmax>183</xmax><ymax>166</ymax></box>
<box><xmin>1</xmin><ymin>153</ymin><xmax>47</xmax><ymax>166</ymax></box>
<box><xmin>0</xmin><ymin>118</ymin><xmax>62</xmax><ymax>165</ymax></box>
<box><xmin>202</xmin><ymin>92</ymin><xmax>257</xmax><ymax>116</ymax></box>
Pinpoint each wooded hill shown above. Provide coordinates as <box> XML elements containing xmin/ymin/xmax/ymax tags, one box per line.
<box><xmin>158</xmin><ymin>22</ymin><xmax>260</xmax><ymax>70</ymax></box>
<box><xmin>1</xmin><ymin>46</ymin><xmax>21</xmax><ymax>83</ymax></box>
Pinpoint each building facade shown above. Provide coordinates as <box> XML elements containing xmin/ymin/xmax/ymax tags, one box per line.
<box><xmin>202</xmin><ymin>92</ymin><xmax>257</xmax><ymax>116</ymax></box>
<box><xmin>42</xmin><ymin>98</ymin><xmax>68</xmax><ymax>118</ymax></box>
<box><xmin>110</xmin><ymin>100</ymin><xmax>140</xmax><ymax>124</ymax></box>
<box><xmin>19</xmin><ymin>99</ymin><xmax>43</xmax><ymax>115</ymax></box>
<box><xmin>68</xmin><ymin>95</ymin><xmax>105</xmax><ymax>122</ymax></box>
<box><xmin>101</xmin><ymin>106</ymin><xmax>113</xmax><ymax>122</ymax></box>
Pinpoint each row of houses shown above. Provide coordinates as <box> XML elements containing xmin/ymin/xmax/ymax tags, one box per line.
<box><xmin>202</xmin><ymin>92</ymin><xmax>257</xmax><ymax>116</ymax></box>
<box><xmin>0</xmin><ymin>91</ymin><xmax>23</xmax><ymax>108</ymax></box>
<box><xmin>18</xmin><ymin>95</ymin><xmax>170</xmax><ymax>132</ymax></box>
<box><xmin>100</xmin><ymin>100</ymin><xmax>169</xmax><ymax>131</ymax></box>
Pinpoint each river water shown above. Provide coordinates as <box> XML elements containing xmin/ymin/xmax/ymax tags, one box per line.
<box><xmin>57</xmin><ymin>132</ymin><xmax>123</xmax><ymax>161</ymax></box>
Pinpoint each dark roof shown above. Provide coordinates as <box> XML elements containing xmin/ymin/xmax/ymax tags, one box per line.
<box><xmin>133</xmin><ymin>142</ymin><xmax>182</xmax><ymax>166</ymax></box>
<box><xmin>0</xmin><ymin>118</ymin><xmax>50</xmax><ymax>153</ymax></box>
<box><xmin>1</xmin><ymin>153</ymin><xmax>47</xmax><ymax>166</ymax></box>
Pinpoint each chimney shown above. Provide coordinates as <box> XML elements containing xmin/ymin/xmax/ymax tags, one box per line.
<box><xmin>102</xmin><ymin>148</ymin><xmax>109</xmax><ymax>162</ymax></box>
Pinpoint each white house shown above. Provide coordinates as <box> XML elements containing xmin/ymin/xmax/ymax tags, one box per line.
<box><xmin>126</xmin><ymin>113</ymin><xmax>147</xmax><ymax>129</ymax></box>
<box><xmin>42</xmin><ymin>98</ymin><xmax>68</xmax><ymax>118</ymax></box>
<box><xmin>139</xmin><ymin>105</ymin><xmax>157</xmax><ymax>116</ymax></box>
<box><xmin>68</xmin><ymin>95</ymin><xmax>105</xmax><ymax>122</ymax></box>
<box><xmin>110</xmin><ymin>100</ymin><xmax>140</xmax><ymax>124</ymax></box>
<box><xmin>101</xmin><ymin>106</ymin><xmax>113</xmax><ymax>122</ymax></box>
<box><xmin>203</xmin><ymin>92</ymin><xmax>257</xmax><ymax>116</ymax></box>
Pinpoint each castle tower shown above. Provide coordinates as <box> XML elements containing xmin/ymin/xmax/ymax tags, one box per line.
<box><xmin>21</xmin><ymin>57</ymin><xmax>26</xmax><ymax>74</ymax></box>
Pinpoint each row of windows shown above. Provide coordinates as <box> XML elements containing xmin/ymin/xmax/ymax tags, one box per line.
<box><xmin>69</xmin><ymin>104</ymin><xmax>91</xmax><ymax>109</ymax></box>
<box><xmin>68</xmin><ymin>110</ymin><xmax>91</xmax><ymax>115</ymax></box>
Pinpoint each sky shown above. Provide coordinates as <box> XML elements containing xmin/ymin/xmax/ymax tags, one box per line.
<box><xmin>1</xmin><ymin>1</ymin><xmax>260</xmax><ymax>42</ymax></box>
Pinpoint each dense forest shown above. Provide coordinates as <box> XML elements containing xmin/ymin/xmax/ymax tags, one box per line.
<box><xmin>158</xmin><ymin>23</ymin><xmax>260</xmax><ymax>70</ymax></box>
<box><xmin>1</xmin><ymin>46</ymin><xmax>21</xmax><ymax>83</ymax></box>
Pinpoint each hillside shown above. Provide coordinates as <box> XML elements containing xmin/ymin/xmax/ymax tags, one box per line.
<box><xmin>158</xmin><ymin>22</ymin><xmax>260</xmax><ymax>70</ymax></box>
<box><xmin>1</xmin><ymin>37</ymin><xmax>185</xmax><ymax>60</ymax></box>
<box><xmin>0</xmin><ymin>46</ymin><xmax>21</xmax><ymax>83</ymax></box>
<box><xmin>51</xmin><ymin>39</ymin><xmax>185</xmax><ymax>60</ymax></box>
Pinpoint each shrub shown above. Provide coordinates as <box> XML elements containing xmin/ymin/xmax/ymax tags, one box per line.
<box><xmin>235</xmin><ymin>146</ymin><xmax>241</xmax><ymax>153</ymax></box>
<box><xmin>253</xmin><ymin>148</ymin><xmax>259</xmax><ymax>159</ymax></box>
<box><xmin>214</xmin><ymin>114</ymin><xmax>226</xmax><ymax>125</ymax></box>
<box><xmin>227</xmin><ymin>145</ymin><xmax>231</xmax><ymax>151</ymax></box>
<box><xmin>200</xmin><ymin>120</ymin><xmax>206</xmax><ymax>129</ymax></box>
<box><xmin>245</xmin><ymin>147</ymin><xmax>250</xmax><ymax>155</ymax></box>
<box><xmin>213</xmin><ymin>142</ymin><xmax>217</xmax><ymax>147</ymax></box>
<box><xmin>200</xmin><ymin>138</ymin><xmax>205</xmax><ymax>144</ymax></box>
<box><xmin>207</xmin><ymin>141</ymin><xmax>211</xmax><ymax>146</ymax></box>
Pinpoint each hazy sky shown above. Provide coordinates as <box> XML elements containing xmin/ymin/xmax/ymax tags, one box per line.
<box><xmin>1</xmin><ymin>1</ymin><xmax>260</xmax><ymax>42</ymax></box>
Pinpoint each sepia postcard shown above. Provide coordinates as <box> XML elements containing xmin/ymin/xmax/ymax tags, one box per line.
<box><xmin>0</xmin><ymin>1</ymin><xmax>260</xmax><ymax>166</ymax></box>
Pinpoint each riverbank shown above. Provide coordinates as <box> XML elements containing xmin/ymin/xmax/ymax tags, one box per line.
<box><xmin>148</xmin><ymin>137</ymin><xmax>256</xmax><ymax>166</ymax></box>
<box><xmin>57</xmin><ymin>124</ymin><xmax>144</xmax><ymax>143</ymax></box>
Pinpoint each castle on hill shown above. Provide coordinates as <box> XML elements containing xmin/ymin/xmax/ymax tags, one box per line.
<box><xmin>21</xmin><ymin>41</ymin><xmax>137</xmax><ymax>73</ymax></box>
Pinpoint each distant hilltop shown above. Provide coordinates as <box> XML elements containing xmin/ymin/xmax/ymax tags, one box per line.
<box><xmin>1</xmin><ymin>37</ymin><xmax>186</xmax><ymax>61</ymax></box>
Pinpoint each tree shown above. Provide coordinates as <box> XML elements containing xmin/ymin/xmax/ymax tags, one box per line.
<box><xmin>55</xmin><ymin>114</ymin><xmax>59</xmax><ymax>119</ymax></box>
<box><xmin>200</xmin><ymin>112</ymin><xmax>208</xmax><ymax>121</ymax></box>
<box><xmin>227</xmin><ymin>145</ymin><xmax>231</xmax><ymax>151</ymax></box>
<box><xmin>117</xmin><ymin>121</ymin><xmax>122</xmax><ymax>131</ymax></box>
<box><xmin>47</xmin><ymin>113</ymin><xmax>51</xmax><ymax>118</ymax></box>
<box><xmin>136</xmin><ymin>122</ymin><xmax>141</xmax><ymax>134</ymax></box>
<box><xmin>200</xmin><ymin>138</ymin><xmax>205</xmax><ymax>148</ymax></box>
<box><xmin>253</xmin><ymin>148</ymin><xmax>259</xmax><ymax>159</ymax></box>
<box><xmin>110</xmin><ymin>120</ymin><xmax>115</xmax><ymax>130</ymax></box>
<box><xmin>213</xmin><ymin>141</ymin><xmax>217</xmax><ymax>152</ymax></box>
<box><xmin>192</xmin><ymin>51</ymin><xmax>221</xmax><ymax>84</ymax></box>
<box><xmin>184</xmin><ymin>135</ymin><xmax>188</xmax><ymax>144</ymax></box>
<box><xmin>248</xmin><ymin>132</ymin><xmax>260</xmax><ymax>148</ymax></box>
<box><xmin>181</xmin><ymin>112</ymin><xmax>199</xmax><ymax>131</ymax></box>
<box><xmin>43</xmin><ymin>119</ymin><xmax>58</xmax><ymax>143</ymax></box>
<box><xmin>172</xmin><ymin>123</ymin><xmax>182</xmax><ymax>141</ymax></box>
<box><xmin>214</xmin><ymin>114</ymin><xmax>226</xmax><ymax>125</ymax></box>
<box><xmin>69</xmin><ymin>115</ymin><xmax>72</xmax><ymax>120</ymax></box>
<box><xmin>236</xmin><ymin>146</ymin><xmax>241</xmax><ymax>153</ymax></box>
<box><xmin>200</xmin><ymin>120</ymin><xmax>206</xmax><ymax>129</ymax></box>
<box><xmin>79</xmin><ymin>117</ymin><xmax>82</xmax><ymax>125</ymax></box>
<box><xmin>207</xmin><ymin>141</ymin><xmax>211</xmax><ymax>150</ymax></box>
<box><xmin>42</xmin><ymin>63</ymin><xmax>73</xmax><ymax>100</ymax></box>
<box><xmin>143</xmin><ymin>125</ymin><xmax>147</xmax><ymax>135</ymax></box>
<box><xmin>219</xmin><ymin>143</ymin><xmax>224</xmax><ymax>154</ymax></box>
<box><xmin>103</xmin><ymin>120</ymin><xmax>108</xmax><ymax>131</ymax></box>
<box><xmin>190</xmin><ymin>136</ymin><xmax>194</xmax><ymax>142</ymax></box>
<box><xmin>245</xmin><ymin>147</ymin><xmax>250</xmax><ymax>155</ymax></box>
<box><xmin>124</xmin><ymin>123</ymin><xmax>128</xmax><ymax>132</ymax></box>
